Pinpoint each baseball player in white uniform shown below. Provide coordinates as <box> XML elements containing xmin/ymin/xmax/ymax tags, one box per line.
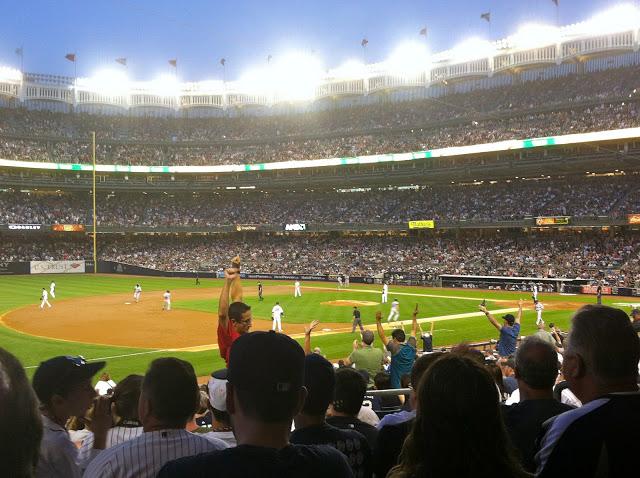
<box><xmin>134</xmin><ymin>284</ymin><xmax>142</xmax><ymax>303</ymax></box>
<box><xmin>271</xmin><ymin>302</ymin><xmax>284</xmax><ymax>332</ymax></box>
<box><xmin>344</xmin><ymin>274</ymin><xmax>350</xmax><ymax>288</ymax></box>
<box><xmin>294</xmin><ymin>280</ymin><xmax>302</xmax><ymax>298</ymax></box>
<box><xmin>535</xmin><ymin>300</ymin><xmax>545</xmax><ymax>325</ymax></box>
<box><xmin>40</xmin><ymin>288</ymin><xmax>52</xmax><ymax>309</ymax></box>
<box><xmin>337</xmin><ymin>275</ymin><xmax>343</xmax><ymax>289</ymax></box>
<box><xmin>387</xmin><ymin>298</ymin><xmax>400</xmax><ymax>322</ymax></box>
<box><xmin>532</xmin><ymin>283</ymin><xmax>539</xmax><ymax>301</ymax></box>
<box><xmin>49</xmin><ymin>281</ymin><xmax>56</xmax><ymax>298</ymax></box>
<box><xmin>382</xmin><ymin>282</ymin><xmax>389</xmax><ymax>303</ymax></box>
<box><xmin>162</xmin><ymin>290</ymin><xmax>171</xmax><ymax>311</ymax></box>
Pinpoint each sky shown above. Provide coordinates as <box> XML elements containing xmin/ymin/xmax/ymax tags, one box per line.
<box><xmin>0</xmin><ymin>0</ymin><xmax>632</xmax><ymax>82</ymax></box>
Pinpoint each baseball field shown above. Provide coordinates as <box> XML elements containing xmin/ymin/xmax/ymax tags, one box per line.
<box><xmin>1</xmin><ymin>274</ymin><xmax>638</xmax><ymax>380</ymax></box>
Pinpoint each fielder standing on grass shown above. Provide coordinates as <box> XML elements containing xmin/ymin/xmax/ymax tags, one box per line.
<box><xmin>382</xmin><ymin>282</ymin><xmax>388</xmax><ymax>303</ymax></box>
<box><xmin>352</xmin><ymin>306</ymin><xmax>364</xmax><ymax>333</ymax></box>
<box><xmin>294</xmin><ymin>280</ymin><xmax>302</xmax><ymax>297</ymax></box>
<box><xmin>535</xmin><ymin>299</ymin><xmax>545</xmax><ymax>325</ymax></box>
<box><xmin>387</xmin><ymin>298</ymin><xmax>400</xmax><ymax>323</ymax></box>
<box><xmin>50</xmin><ymin>280</ymin><xmax>56</xmax><ymax>299</ymax></box>
<box><xmin>163</xmin><ymin>290</ymin><xmax>171</xmax><ymax>311</ymax></box>
<box><xmin>257</xmin><ymin>281</ymin><xmax>264</xmax><ymax>301</ymax></box>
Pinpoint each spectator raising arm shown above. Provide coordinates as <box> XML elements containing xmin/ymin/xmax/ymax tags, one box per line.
<box><xmin>411</xmin><ymin>304</ymin><xmax>420</xmax><ymax>338</ymax></box>
<box><xmin>375</xmin><ymin>311</ymin><xmax>390</xmax><ymax>347</ymax></box>
<box><xmin>480</xmin><ymin>303</ymin><xmax>501</xmax><ymax>331</ymax></box>
<box><xmin>516</xmin><ymin>298</ymin><xmax>523</xmax><ymax>324</ymax></box>
<box><xmin>304</xmin><ymin>320</ymin><xmax>320</xmax><ymax>355</ymax></box>
<box><xmin>217</xmin><ymin>268</ymin><xmax>237</xmax><ymax>329</ymax></box>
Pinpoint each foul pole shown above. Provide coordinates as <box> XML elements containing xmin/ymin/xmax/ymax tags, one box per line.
<box><xmin>92</xmin><ymin>131</ymin><xmax>97</xmax><ymax>274</ymax></box>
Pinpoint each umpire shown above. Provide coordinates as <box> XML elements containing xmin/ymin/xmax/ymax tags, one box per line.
<box><xmin>352</xmin><ymin>306</ymin><xmax>364</xmax><ymax>333</ymax></box>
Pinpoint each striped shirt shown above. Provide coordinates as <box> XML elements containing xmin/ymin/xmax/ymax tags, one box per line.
<box><xmin>78</xmin><ymin>426</ymin><xmax>145</xmax><ymax>464</ymax></box>
<box><xmin>82</xmin><ymin>429</ymin><xmax>227</xmax><ymax>478</ymax></box>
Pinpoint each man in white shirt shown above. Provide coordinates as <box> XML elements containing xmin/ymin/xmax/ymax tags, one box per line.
<box><xmin>133</xmin><ymin>284</ymin><xmax>142</xmax><ymax>303</ymax></box>
<box><xmin>50</xmin><ymin>281</ymin><xmax>56</xmax><ymax>298</ymax></box>
<box><xmin>387</xmin><ymin>299</ymin><xmax>400</xmax><ymax>323</ymax></box>
<box><xmin>272</xmin><ymin>302</ymin><xmax>285</xmax><ymax>333</ymax></box>
<box><xmin>381</xmin><ymin>282</ymin><xmax>388</xmax><ymax>303</ymax></box>
<box><xmin>32</xmin><ymin>355</ymin><xmax>112</xmax><ymax>478</ymax></box>
<box><xmin>535</xmin><ymin>300</ymin><xmax>545</xmax><ymax>325</ymax></box>
<box><xmin>83</xmin><ymin>358</ymin><xmax>227</xmax><ymax>478</ymax></box>
<box><xmin>162</xmin><ymin>290</ymin><xmax>171</xmax><ymax>311</ymax></box>
<box><xmin>40</xmin><ymin>288</ymin><xmax>52</xmax><ymax>309</ymax></box>
<box><xmin>294</xmin><ymin>280</ymin><xmax>302</xmax><ymax>297</ymax></box>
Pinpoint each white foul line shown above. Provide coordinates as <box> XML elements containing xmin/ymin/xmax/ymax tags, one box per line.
<box><xmin>304</xmin><ymin>286</ymin><xmax>517</xmax><ymax>303</ymax></box>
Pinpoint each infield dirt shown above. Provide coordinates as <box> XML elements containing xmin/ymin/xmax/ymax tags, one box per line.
<box><xmin>3</xmin><ymin>285</ymin><xmax>344</xmax><ymax>349</ymax></box>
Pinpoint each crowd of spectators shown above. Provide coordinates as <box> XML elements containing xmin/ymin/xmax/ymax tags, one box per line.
<box><xmin>1</xmin><ymin>174</ymin><xmax>638</xmax><ymax>226</ymax></box>
<box><xmin>1</xmin><ymin>232</ymin><xmax>638</xmax><ymax>286</ymax></box>
<box><xmin>0</xmin><ymin>64</ymin><xmax>639</xmax><ymax>166</ymax></box>
<box><xmin>3</xmin><ymin>301</ymin><xmax>638</xmax><ymax>477</ymax></box>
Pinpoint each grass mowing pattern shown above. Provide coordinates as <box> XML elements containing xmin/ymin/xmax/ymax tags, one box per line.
<box><xmin>0</xmin><ymin>274</ymin><xmax>626</xmax><ymax>380</ymax></box>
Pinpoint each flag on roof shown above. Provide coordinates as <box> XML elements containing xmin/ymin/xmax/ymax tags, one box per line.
<box><xmin>481</xmin><ymin>12</ymin><xmax>491</xmax><ymax>22</ymax></box>
<box><xmin>65</xmin><ymin>53</ymin><xmax>76</xmax><ymax>62</ymax></box>
<box><xmin>115</xmin><ymin>58</ymin><xmax>127</xmax><ymax>66</ymax></box>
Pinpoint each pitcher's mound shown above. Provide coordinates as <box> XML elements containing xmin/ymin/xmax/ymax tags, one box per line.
<box><xmin>322</xmin><ymin>300</ymin><xmax>379</xmax><ymax>307</ymax></box>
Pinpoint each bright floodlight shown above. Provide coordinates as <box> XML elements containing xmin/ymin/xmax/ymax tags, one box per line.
<box><xmin>585</xmin><ymin>4</ymin><xmax>640</xmax><ymax>35</ymax></box>
<box><xmin>146</xmin><ymin>74</ymin><xmax>180</xmax><ymax>97</ymax></box>
<box><xmin>0</xmin><ymin>66</ymin><xmax>22</xmax><ymax>82</ymax></box>
<box><xmin>509</xmin><ymin>24</ymin><xmax>560</xmax><ymax>50</ymax></box>
<box><xmin>240</xmin><ymin>51</ymin><xmax>324</xmax><ymax>102</ymax></box>
<box><xmin>77</xmin><ymin>69</ymin><xmax>129</xmax><ymax>95</ymax></box>
<box><xmin>330</xmin><ymin>59</ymin><xmax>367</xmax><ymax>79</ymax></box>
<box><xmin>385</xmin><ymin>41</ymin><xmax>429</xmax><ymax>75</ymax></box>
<box><xmin>445</xmin><ymin>37</ymin><xmax>495</xmax><ymax>63</ymax></box>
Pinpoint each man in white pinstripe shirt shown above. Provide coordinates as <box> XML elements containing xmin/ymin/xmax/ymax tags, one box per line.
<box><xmin>83</xmin><ymin>358</ymin><xmax>227</xmax><ymax>478</ymax></box>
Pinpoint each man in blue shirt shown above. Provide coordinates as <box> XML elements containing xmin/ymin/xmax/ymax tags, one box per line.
<box><xmin>375</xmin><ymin>309</ymin><xmax>417</xmax><ymax>389</ymax></box>
<box><xmin>480</xmin><ymin>299</ymin><xmax>523</xmax><ymax>357</ymax></box>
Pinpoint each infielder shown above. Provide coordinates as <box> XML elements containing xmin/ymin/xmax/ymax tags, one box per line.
<box><xmin>271</xmin><ymin>302</ymin><xmax>284</xmax><ymax>333</ymax></box>
<box><xmin>163</xmin><ymin>290</ymin><xmax>171</xmax><ymax>311</ymax></box>
<box><xmin>531</xmin><ymin>283</ymin><xmax>539</xmax><ymax>301</ymax></box>
<box><xmin>381</xmin><ymin>282</ymin><xmax>389</xmax><ymax>303</ymax></box>
<box><xmin>351</xmin><ymin>306</ymin><xmax>364</xmax><ymax>333</ymax></box>
<box><xmin>387</xmin><ymin>298</ymin><xmax>400</xmax><ymax>322</ymax></box>
<box><xmin>257</xmin><ymin>282</ymin><xmax>264</xmax><ymax>301</ymax></box>
<box><xmin>294</xmin><ymin>280</ymin><xmax>302</xmax><ymax>298</ymax></box>
<box><xmin>344</xmin><ymin>274</ymin><xmax>350</xmax><ymax>288</ymax></box>
<box><xmin>40</xmin><ymin>288</ymin><xmax>52</xmax><ymax>309</ymax></box>
<box><xmin>133</xmin><ymin>284</ymin><xmax>142</xmax><ymax>303</ymax></box>
<box><xmin>49</xmin><ymin>281</ymin><xmax>56</xmax><ymax>299</ymax></box>
<box><xmin>535</xmin><ymin>300</ymin><xmax>545</xmax><ymax>325</ymax></box>
<box><xmin>337</xmin><ymin>275</ymin><xmax>343</xmax><ymax>289</ymax></box>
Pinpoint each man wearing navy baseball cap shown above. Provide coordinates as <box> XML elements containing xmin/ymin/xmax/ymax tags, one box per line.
<box><xmin>32</xmin><ymin>355</ymin><xmax>112</xmax><ymax>478</ymax></box>
<box><xmin>159</xmin><ymin>331</ymin><xmax>354</xmax><ymax>477</ymax></box>
<box><xmin>480</xmin><ymin>299</ymin><xmax>524</xmax><ymax>356</ymax></box>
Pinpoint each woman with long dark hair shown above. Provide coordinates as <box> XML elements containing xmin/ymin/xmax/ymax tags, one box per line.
<box><xmin>388</xmin><ymin>354</ymin><xmax>530</xmax><ymax>478</ymax></box>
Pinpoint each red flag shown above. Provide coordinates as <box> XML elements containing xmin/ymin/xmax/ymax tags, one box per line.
<box><xmin>419</xmin><ymin>27</ymin><xmax>427</xmax><ymax>36</ymax></box>
<box><xmin>168</xmin><ymin>59</ymin><xmax>177</xmax><ymax>67</ymax></box>
<box><xmin>65</xmin><ymin>53</ymin><xmax>76</xmax><ymax>62</ymax></box>
<box><xmin>220</xmin><ymin>58</ymin><xmax>226</xmax><ymax>66</ymax></box>
<box><xmin>480</xmin><ymin>12</ymin><xmax>491</xmax><ymax>22</ymax></box>
<box><xmin>115</xmin><ymin>57</ymin><xmax>127</xmax><ymax>66</ymax></box>
<box><xmin>361</xmin><ymin>38</ymin><xmax>368</xmax><ymax>47</ymax></box>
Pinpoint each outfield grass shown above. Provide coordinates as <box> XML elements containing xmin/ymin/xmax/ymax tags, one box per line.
<box><xmin>0</xmin><ymin>274</ymin><xmax>630</xmax><ymax>380</ymax></box>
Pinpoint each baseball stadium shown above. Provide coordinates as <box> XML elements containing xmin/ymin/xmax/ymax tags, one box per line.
<box><xmin>1</xmin><ymin>2</ymin><xmax>640</xmax><ymax>477</ymax></box>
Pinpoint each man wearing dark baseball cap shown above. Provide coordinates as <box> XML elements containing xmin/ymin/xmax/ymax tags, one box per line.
<box><xmin>159</xmin><ymin>331</ymin><xmax>354</xmax><ymax>477</ymax></box>
<box><xmin>32</xmin><ymin>355</ymin><xmax>112</xmax><ymax>478</ymax></box>
<box><xmin>480</xmin><ymin>299</ymin><xmax>523</xmax><ymax>356</ymax></box>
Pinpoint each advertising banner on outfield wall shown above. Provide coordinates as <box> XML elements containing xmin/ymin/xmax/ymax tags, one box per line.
<box><xmin>30</xmin><ymin>260</ymin><xmax>86</xmax><ymax>274</ymax></box>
